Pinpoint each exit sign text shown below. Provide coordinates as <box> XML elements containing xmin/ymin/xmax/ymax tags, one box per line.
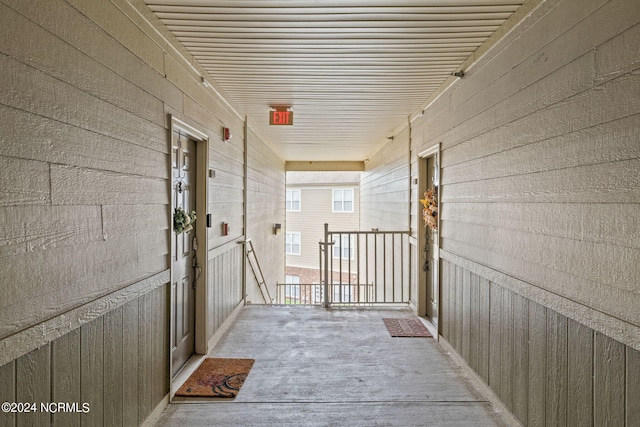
<box><xmin>269</xmin><ymin>110</ymin><xmax>293</xmax><ymax>125</ymax></box>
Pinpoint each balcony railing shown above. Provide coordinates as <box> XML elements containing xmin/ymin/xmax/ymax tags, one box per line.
<box><xmin>277</xmin><ymin>223</ymin><xmax>411</xmax><ymax>306</ymax></box>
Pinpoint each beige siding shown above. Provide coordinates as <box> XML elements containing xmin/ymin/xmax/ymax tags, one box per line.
<box><xmin>245</xmin><ymin>126</ymin><xmax>286</xmax><ymax>303</ymax></box>
<box><xmin>0</xmin><ymin>0</ymin><xmax>284</xmax><ymax>424</ymax></box>
<box><xmin>364</xmin><ymin>0</ymin><xmax>639</xmax><ymax>424</ymax></box>
<box><xmin>410</xmin><ymin>0</ymin><xmax>640</xmax><ymax>340</ymax></box>
<box><xmin>0</xmin><ymin>0</ymin><xmax>176</xmax><ymax>340</ymax></box>
<box><xmin>361</xmin><ymin>125</ymin><xmax>410</xmax><ymax>233</ymax></box>
<box><xmin>0</xmin><ymin>0</ymin><xmax>179</xmax><ymax>339</ymax></box>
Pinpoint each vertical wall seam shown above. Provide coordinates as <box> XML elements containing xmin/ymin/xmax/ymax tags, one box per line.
<box><xmin>623</xmin><ymin>347</ymin><xmax>627</xmax><ymax>426</ymax></box>
<box><xmin>122</xmin><ymin>304</ymin><xmax>126</xmax><ymax>425</ymax></box>
<box><xmin>48</xmin><ymin>163</ymin><xmax>53</xmax><ymax>206</ymax></box>
<box><xmin>48</xmin><ymin>343</ymin><xmax>53</xmax><ymax>425</ymax></box>
<box><xmin>100</xmin><ymin>205</ymin><xmax>106</xmax><ymax>241</ymax></box>
<box><xmin>79</xmin><ymin>327</ymin><xmax>83</xmax><ymax>423</ymax></box>
<box><xmin>487</xmin><ymin>280</ymin><xmax>491</xmax><ymax>387</ymax></box>
<box><xmin>563</xmin><ymin>314</ymin><xmax>568</xmax><ymax>426</ymax></box>
<box><xmin>13</xmin><ymin>360</ymin><xmax>17</xmax><ymax>427</ymax></box>
<box><xmin>592</xmin><ymin>330</ymin><xmax>596</xmax><ymax>426</ymax></box>
<box><xmin>102</xmin><ymin>315</ymin><xmax>106</xmax><ymax>424</ymax></box>
<box><xmin>543</xmin><ymin>306</ymin><xmax>548</xmax><ymax>425</ymax></box>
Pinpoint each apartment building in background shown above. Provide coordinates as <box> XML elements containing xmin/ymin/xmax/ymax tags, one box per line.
<box><xmin>284</xmin><ymin>172</ymin><xmax>360</xmax><ymax>302</ymax></box>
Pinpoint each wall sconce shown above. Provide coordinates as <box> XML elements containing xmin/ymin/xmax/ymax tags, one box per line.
<box><xmin>273</xmin><ymin>223</ymin><xmax>282</xmax><ymax>235</ymax></box>
<box><xmin>222</xmin><ymin>222</ymin><xmax>229</xmax><ymax>236</ymax></box>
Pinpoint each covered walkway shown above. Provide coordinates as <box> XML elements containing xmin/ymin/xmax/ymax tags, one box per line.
<box><xmin>157</xmin><ymin>306</ymin><xmax>513</xmax><ymax>426</ymax></box>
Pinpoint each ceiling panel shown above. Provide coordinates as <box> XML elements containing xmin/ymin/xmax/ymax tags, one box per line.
<box><xmin>144</xmin><ymin>0</ymin><xmax>527</xmax><ymax>161</ymax></box>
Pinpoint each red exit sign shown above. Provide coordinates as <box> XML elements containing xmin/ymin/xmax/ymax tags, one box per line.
<box><xmin>269</xmin><ymin>110</ymin><xmax>293</xmax><ymax>125</ymax></box>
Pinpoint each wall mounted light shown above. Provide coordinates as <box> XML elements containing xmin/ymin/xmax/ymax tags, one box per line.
<box><xmin>451</xmin><ymin>70</ymin><xmax>465</xmax><ymax>78</ymax></box>
<box><xmin>273</xmin><ymin>223</ymin><xmax>282</xmax><ymax>235</ymax></box>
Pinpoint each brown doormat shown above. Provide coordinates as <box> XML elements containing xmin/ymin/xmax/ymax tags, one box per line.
<box><xmin>383</xmin><ymin>318</ymin><xmax>432</xmax><ymax>337</ymax></box>
<box><xmin>176</xmin><ymin>358</ymin><xmax>255</xmax><ymax>398</ymax></box>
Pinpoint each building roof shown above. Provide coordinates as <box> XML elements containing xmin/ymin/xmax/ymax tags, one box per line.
<box><xmin>287</xmin><ymin>171</ymin><xmax>361</xmax><ymax>186</ymax></box>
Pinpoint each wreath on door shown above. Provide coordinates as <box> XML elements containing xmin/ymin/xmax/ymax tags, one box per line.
<box><xmin>174</xmin><ymin>207</ymin><xmax>197</xmax><ymax>235</ymax></box>
<box><xmin>419</xmin><ymin>188</ymin><xmax>438</xmax><ymax>230</ymax></box>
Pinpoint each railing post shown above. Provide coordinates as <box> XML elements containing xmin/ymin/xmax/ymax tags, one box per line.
<box><xmin>323</xmin><ymin>223</ymin><xmax>330</xmax><ymax>308</ymax></box>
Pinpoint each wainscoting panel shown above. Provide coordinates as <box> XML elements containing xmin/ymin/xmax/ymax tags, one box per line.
<box><xmin>0</xmin><ymin>285</ymin><xmax>169</xmax><ymax>427</ymax></box>
<box><xmin>440</xmin><ymin>258</ymin><xmax>638</xmax><ymax>426</ymax></box>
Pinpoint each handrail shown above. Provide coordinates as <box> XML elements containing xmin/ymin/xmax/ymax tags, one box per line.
<box><xmin>238</xmin><ymin>239</ymin><xmax>273</xmax><ymax>304</ymax></box>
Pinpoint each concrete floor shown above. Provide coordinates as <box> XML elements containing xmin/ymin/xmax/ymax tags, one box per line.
<box><xmin>156</xmin><ymin>305</ymin><xmax>514</xmax><ymax>426</ymax></box>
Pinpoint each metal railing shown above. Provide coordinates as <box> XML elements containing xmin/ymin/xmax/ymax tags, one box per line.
<box><xmin>277</xmin><ymin>223</ymin><xmax>411</xmax><ymax>306</ymax></box>
<box><xmin>239</xmin><ymin>239</ymin><xmax>273</xmax><ymax>304</ymax></box>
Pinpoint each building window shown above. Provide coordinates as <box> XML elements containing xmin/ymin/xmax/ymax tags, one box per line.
<box><xmin>313</xmin><ymin>283</ymin><xmax>323</xmax><ymax>304</ymax></box>
<box><xmin>286</xmin><ymin>189</ymin><xmax>301</xmax><ymax>212</ymax></box>
<box><xmin>285</xmin><ymin>275</ymin><xmax>300</xmax><ymax>299</ymax></box>
<box><xmin>332</xmin><ymin>189</ymin><xmax>354</xmax><ymax>212</ymax></box>
<box><xmin>286</xmin><ymin>232</ymin><xmax>301</xmax><ymax>255</ymax></box>
<box><xmin>332</xmin><ymin>282</ymin><xmax>352</xmax><ymax>302</ymax></box>
<box><xmin>285</xmin><ymin>275</ymin><xmax>300</xmax><ymax>284</ymax></box>
<box><xmin>333</xmin><ymin>234</ymin><xmax>354</xmax><ymax>259</ymax></box>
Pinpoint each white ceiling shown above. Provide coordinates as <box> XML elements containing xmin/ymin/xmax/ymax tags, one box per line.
<box><xmin>143</xmin><ymin>0</ymin><xmax>527</xmax><ymax>162</ymax></box>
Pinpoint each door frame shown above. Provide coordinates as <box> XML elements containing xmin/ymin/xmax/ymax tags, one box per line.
<box><xmin>169</xmin><ymin>116</ymin><xmax>210</xmax><ymax>369</ymax></box>
<box><xmin>417</xmin><ymin>143</ymin><xmax>441</xmax><ymax>333</ymax></box>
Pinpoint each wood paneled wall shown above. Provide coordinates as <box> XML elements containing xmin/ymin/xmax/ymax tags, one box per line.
<box><xmin>441</xmin><ymin>258</ymin><xmax>640</xmax><ymax>426</ymax></box>
<box><xmin>0</xmin><ymin>0</ymin><xmax>285</xmax><ymax>425</ymax></box>
<box><xmin>207</xmin><ymin>243</ymin><xmax>244</xmax><ymax>335</ymax></box>
<box><xmin>0</xmin><ymin>285</ymin><xmax>168</xmax><ymax>427</ymax></box>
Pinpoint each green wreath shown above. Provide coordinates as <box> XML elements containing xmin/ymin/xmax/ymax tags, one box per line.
<box><xmin>174</xmin><ymin>207</ymin><xmax>197</xmax><ymax>235</ymax></box>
